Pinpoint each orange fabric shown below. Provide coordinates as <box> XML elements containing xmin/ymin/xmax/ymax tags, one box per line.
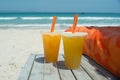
<box><xmin>65</xmin><ymin>26</ymin><xmax>120</xmax><ymax>77</ymax></box>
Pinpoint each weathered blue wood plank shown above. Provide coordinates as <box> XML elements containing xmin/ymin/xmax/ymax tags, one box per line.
<box><xmin>72</xmin><ymin>67</ymin><xmax>93</xmax><ymax>80</ymax></box>
<box><xmin>17</xmin><ymin>54</ymin><xmax>119</xmax><ymax>80</ymax></box>
<box><xmin>56</xmin><ymin>55</ymin><xmax>76</xmax><ymax>80</ymax></box>
<box><xmin>29</xmin><ymin>54</ymin><xmax>44</xmax><ymax>80</ymax></box>
<box><xmin>17</xmin><ymin>54</ymin><xmax>35</xmax><ymax>80</ymax></box>
<box><xmin>60</xmin><ymin>54</ymin><xmax>92</xmax><ymax>80</ymax></box>
<box><xmin>43</xmin><ymin>62</ymin><xmax>60</xmax><ymax>80</ymax></box>
<box><xmin>81</xmin><ymin>55</ymin><xmax>119</xmax><ymax>80</ymax></box>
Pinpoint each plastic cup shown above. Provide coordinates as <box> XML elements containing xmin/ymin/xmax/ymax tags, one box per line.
<box><xmin>62</xmin><ymin>32</ymin><xmax>87</xmax><ymax>69</ymax></box>
<box><xmin>42</xmin><ymin>32</ymin><xmax>61</xmax><ymax>63</ymax></box>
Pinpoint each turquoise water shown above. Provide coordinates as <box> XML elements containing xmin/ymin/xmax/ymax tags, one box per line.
<box><xmin>0</xmin><ymin>13</ymin><xmax>120</xmax><ymax>29</ymax></box>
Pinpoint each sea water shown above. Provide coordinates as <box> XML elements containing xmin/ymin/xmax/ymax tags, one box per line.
<box><xmin>0</xmin><ymin>12</ymin><xmax>120</xmax><ymax>29</ymax></box>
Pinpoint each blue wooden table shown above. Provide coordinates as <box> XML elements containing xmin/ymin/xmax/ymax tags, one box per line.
<box><xmin>17</xmin><ymin>54</ymin><xmax>119</xmax><ymax>80</ymax></box>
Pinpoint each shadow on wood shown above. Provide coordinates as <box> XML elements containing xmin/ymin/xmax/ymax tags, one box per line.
<box><xmin>82</xmin><ymin>54</ymin><xmax>120</xmax><ymax>80</ymax></box>
<box><xmin>53</xmin><ymin>61</ymin><xmax>69</xmax><ymax>70</ymax></box>
<box><xmin>35</xmin><ymin>57</ymin><xmax>44</xmax><ymax>63</ymax></box>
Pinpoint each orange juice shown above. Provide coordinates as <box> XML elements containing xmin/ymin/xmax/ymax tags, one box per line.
<box><xmin>62</xmin><ymin>32</ymin><xmax>87</xmax><ymax>69</ymax></box>
<box><xmin>42</xmin><ymin>32</ymin><xmax>61</xmax><ymax>63</ymax></box>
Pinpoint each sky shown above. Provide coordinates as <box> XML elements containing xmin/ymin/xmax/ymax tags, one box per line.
<box><xmin>0</xmin><ymin>0</ymin><xmax>120</xmax><ymax>13</ymax></box>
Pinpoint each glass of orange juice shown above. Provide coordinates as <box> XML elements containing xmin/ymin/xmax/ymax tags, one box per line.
<box><xmin>42</xmin><ymin>32</ymin><xmax>61</xmax><ymax>63</ymax></box>
<box><xmin>62</xmin><ymin>32</ymin><xmax>87</xmax><ymax>69</ymax></box>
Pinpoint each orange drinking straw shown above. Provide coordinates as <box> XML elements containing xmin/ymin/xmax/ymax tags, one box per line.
<box><xmin>72</xmin><ymin>14</ymin><xmax>78</xmax><ymax>33</ymax></box>
<box><xmin>50</xmin><ymin>16</ymin><xmax>57</xmax><ymax>32</ymax></box>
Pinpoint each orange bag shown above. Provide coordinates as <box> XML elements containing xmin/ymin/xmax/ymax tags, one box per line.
<box><xmin>65</xmin><ymin>26</ymin><xmax>120</xmax><ymax>77</ymax></box>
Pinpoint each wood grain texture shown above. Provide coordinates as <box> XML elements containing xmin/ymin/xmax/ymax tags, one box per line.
<box><xmin>29</xmin><ymin>55</ymin><xmax>44</xmax><ymax>80</ymax></box>
<box><xmin>17</xmin><ymin>54</ymin><xmax>35</xmax><ymax>80</ymax></box>
<box><xmin>56</xmin><ymin>55</ymin><xmax>76</xmax><ymax>80</ymax></box>
<box><xmin>81</xmin><ymin>55</ymin><xmax>119</xmax><ymax>80</ymax></box>
<box><xmin>17</xmin><ymin>54</ymin><xmax>119</xmax><ymax>80</ymax></box>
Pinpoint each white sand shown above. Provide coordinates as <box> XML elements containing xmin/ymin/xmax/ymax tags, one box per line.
<box><xmin>0</xmin><ymin>29</ymin><xmax>64</xmax><ymax>80</ymax></box>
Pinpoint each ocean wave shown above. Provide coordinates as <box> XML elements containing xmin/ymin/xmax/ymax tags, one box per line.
<box><xmin>0</xmin><ymin>24</ymin><xmax>71</xmax><ymax>27</ymax></box>
<box><xmin>58</xmin><ymin>17</ymin><xmax>120</xmax><ymax>20</ymax></box>
<box><xmin>0</xmin><ymin>17</ymin><xmax>17</xmax><ymax>20</ymax></box>
<box><xmin>0</xmin><ymin>16</ymin><xmax>120</xmax><ymax>21</ymax></box>
<box><xmin>58</xmin><ymin>17</ymin><xmax>73</xmax><ymax>20</ymax></box>
<box><xmin>0</xmin><ymin>24</ymin><xmax>50</xmax><ymax>27</ymax></box>
<box><xmin>21</xmin><ymin>17</ymin><xmax>74</xmax><ymax>20</ymax></box>
<box><xmin>0</xmin><ymin>24</ymin><xmax>119</xmax><ymax>28</ymax></box>
<box><xmin>79</xmin><ymin>17</ymin><xmax>120</xmax><ymax>20</ymax></box>
<box><xmin>21</xmin><ymin>17</ymin><xmax>53</xmax><ymax>20</ymax></box>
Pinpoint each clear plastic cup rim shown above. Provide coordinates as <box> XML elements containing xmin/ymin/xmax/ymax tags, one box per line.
<box><xmin>61</xmin><ymin>32</ymin><xmax>88</xmax><ymax>37</ymax></box>
<box><xmin>41</xmin><ymin>30</ymin><xmax>63</xmax><ymax>34</ymax></box>
<box><xmin>41</xmin><ymin>31</ymin><xmax>61</xmax><ymax>36</ymax></box>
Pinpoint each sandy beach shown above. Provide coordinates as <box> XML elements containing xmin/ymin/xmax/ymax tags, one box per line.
<box><xmin>0</xmin><ymin>28</ymin><xmax>64</xmax><ymax>80</ymax></box>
